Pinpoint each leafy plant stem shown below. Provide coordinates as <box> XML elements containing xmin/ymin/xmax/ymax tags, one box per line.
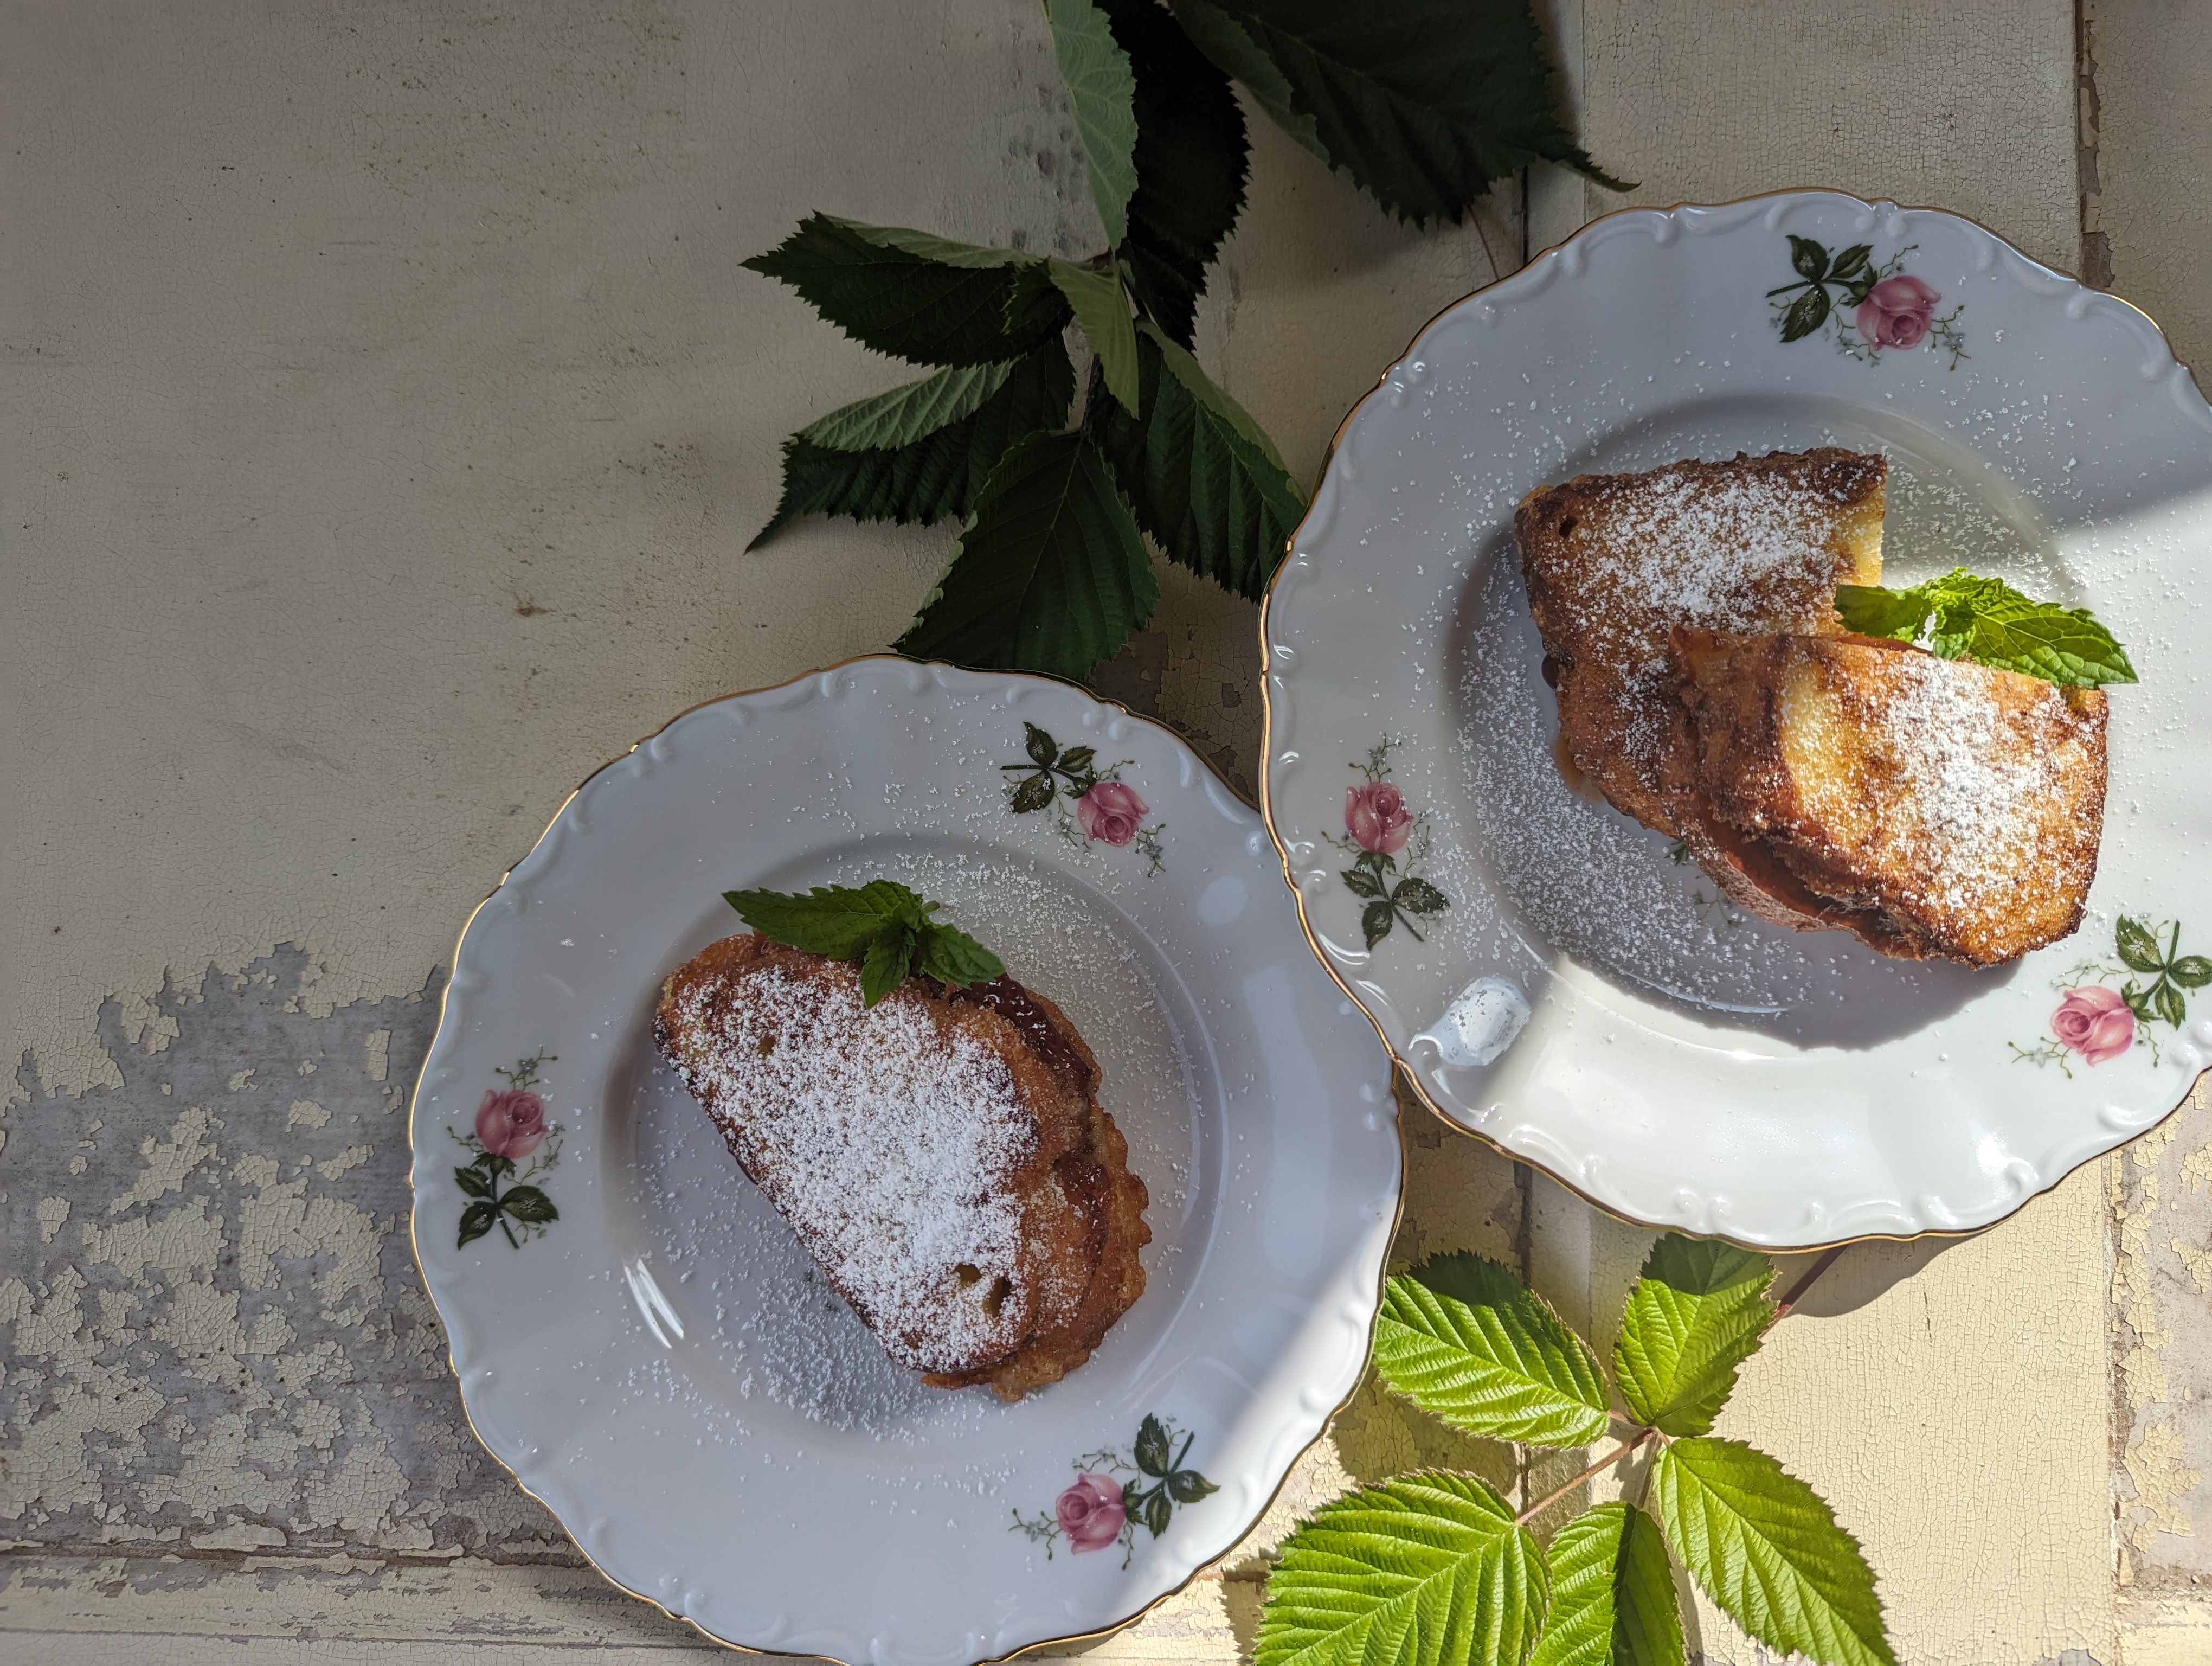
<box><xmin>1770</xmin><ymin>1245</ymin><xmax>1848</xmax><ymax>1327</ymax></box>
<box><xmin>1515</xmin><ymin>1427</ymin><xmax>1657</xmax><ymax>1526</ymax></box>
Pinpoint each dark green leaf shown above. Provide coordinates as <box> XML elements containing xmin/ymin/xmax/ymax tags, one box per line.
<box><xmin>1135</xmin><ymin>1413</ymin><xmax>1173</xmax><ymax>1477</ymax></box>
<box><xmin>1374</xmin><ymin>1253</ymin><xmax>1610</xmax><ymax>1449</ymax></box>
<box><xmin>742</xmin><ymin>214</ymin><xmax>1070</xmax><ymax>366</ymax></box>
<box><xmin>896</xmin><ymin>430</ymin><xmax>1159</xmax><ymax>680</ymax></box>
<box><xmin>1170</xmin><ymin>0</ymin><xmax>1628</xmax><ymax>226</ymax></box>
<box><xmin>1093</xmin><ymin>326</ymin><xmax>1303</xmax><ymax>600</ymax></box>
<box><xmin>1058</xmin><ymin>745</ymin><xmax>1098</xmax><ymax>776</ymax></box>
<box><xmin>747</xmin><ymin>345</ymin><xmax>1076</xmax><ymax>549</ymax></box>
<box><xmin>1167</xmin><ymin>1469</ymin><xmax>1219</xmax><ymax>1503</ymax></box>
<box><xmin>2168</xmin><ymin>955</ymin><xmax>2211</xmax><ymax>990</ymax></box>
<box><xmin>458</xmin><ymin>1201</ymin><xmax>500</xmax><ymax>1248</ymax></box>
<box><xmin>723</xmin><ymin>881</ymin><xmax>925</xmax><ymax>960</ymax></box>
<box><xmin>1049</xmin><ymin>259</ymin><xmax>1142</xmax><ymax>415</ymax></box>
<box><xmin>2155</xmin><ymin>981</ymin><xmax>2188</xmax><ymax>1028</ymax></box>
<box><xmin>912</xmin><ymin>921</ymin><xmax>1006</xmax><ymax>989</ymax></box>
<box><xmin>1828</xmin><ymin>244</ymin><xmax>1873</xmax><ymax>283</ymax></box>
<box><xmin>1255</xmin><ymin>1472</ymin><xmax>1547</xmax><ymax>1666</ymax></box>
<box><xmin>1361</xmin><ymin>900</ymin><xmax>1395</xmax><ymax>949</ymax></box>
<box><xmin>1008</xmin><ymin>772</ymin><xmax>1057</xmax><ymax>813</ymax></box>
<box><xmin>1392</xmin><ymin>877</ymin><xmax>1449</xmax><ymax>917</ymax></box>
<box><xmin>1779</xmin><ymin>286</ymin><xmax>1830</xmax><ymax>342</ymax></box>
<box><xmin>1832</xmin><ymin>584</ymin><xmax>1933</xmax><ymax>643</ymax></box>
<box><xmin>481</xmin><ymin>1152</ymin><xmax>515</xmax><ymax>1181</ymax></box>
<box><xmin>1528</xmin><ymin>1502</ymin><xmax>1684</xmax><ymax>1666</ymax></box>
<box><xmin>1142</xmin><ymin>1489</ymin><xmax>1173</xmax><ymax>1537</ymax></box>
<box><xmin>1613</xmin><ymin>1234</ymin><xmax>1776</xmax><ymax>1437</ymax></box>
<box><xmin>1025</xmin><ymin>723</ymin><xmax>1059</xmax><ymax>766</ymax></box>
<box><xmin>1788</xmin><ymin>236</ymin><xmax>1830</xmax><ymax>281</ymax></box>
<box><xmin>499</xmin><ymin>1186</ymin><xmax>558</xmax><ymax>1225</ymax></box>
<box><xmin>1045</xmin><ymin>0</ymin><xmax>1141</xmax><ymax>246</ymax></box>
<box><xmin>2123</xmin><ymin>984</ymin><xmax>2153</xmax><ymax>1022</ymax></box>
<box><xmin>1342</xmin><ymin>866</ymin><xmax>1387</xmax><ymax>900</ymax></box>
<box><xmin>796</xmin><ymin>361</ymin><xmax>1018</xmax><ymax>452</ymax></box>
<box><xmin>454</xmin><ymin>1164</ymin><xmax>494</xmax><ymax>1199</ymax></box>
<box><xmin>859</xmin><ymin>925</ymin><xmax>916</xmax><ymax>1007</ymax></box>
<box><xmin>2117</xmin><ymin>917</ymin><xmax>2166</xmax><ymax>974</ymax></box>
<box><xmin>1650</xmin><ymin>1439</ymin><xmax>1894</xmax><ymax>1666</ymax></box>
<box><xmin>1102</xmin><ymin>0</ymin><xmax>1249</xmax><ymax>346</ymax></box>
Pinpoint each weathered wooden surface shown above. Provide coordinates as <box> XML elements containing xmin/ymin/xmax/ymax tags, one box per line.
<box><xmin>5</xmin><ymin>1</ymin><xmax>2204</xmax><ymax>1661</ymax></box>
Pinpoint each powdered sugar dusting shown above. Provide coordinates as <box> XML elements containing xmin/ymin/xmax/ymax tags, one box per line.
<box><xmin>668</xmin><ymin>965</ymin><xmax>1035</xmax><ymax>1375</ymax></box>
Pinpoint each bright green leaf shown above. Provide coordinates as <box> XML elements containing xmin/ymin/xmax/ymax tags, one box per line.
<box><xmin>722</xmin><ymin>881</ymin><xmax>922</xmax><ymax>959</ymax></box>
<box><xmin>913</xmin><ymin>921</ymin><xmax>1006</xmax><ymax>989</ymax></box>
<box><xmin>748</xmin><ymin>346</ymin><xmax>1075</xmax><ymax>548</ymax></box>
<box><xmin>1528</xmin><ymin>1502</ymin><xmax>1683</xmax><ymax>1666</ymax></box>
<box><xmin>1049</xmin><ymin>259</ymin><xmax>1142</xmax><ymax>416</ymax></box>
<box><xmin>1092</xmin><ymin>326</ymin><xmax>1303</xmax><ymax>599</ymax></box>
<box><xmin>1045</xmin><ymin>0</ymin><xmax>1141</xmax><ymax>247</ymax></box>
<box><xmin>1256</xmin><ymin>1472</ymin><xmax>1548</xmax><ymax>1666</ymax></box>
<box><xmin>1834</xmin><ymin>569</ymin><xmax>2136</xmax><ymax>688</ymax></box>
<box><xmin>1372</xmin><ymin>1253</ymin><xmax>1610</xmax><ymax>1449</ymax></box>
<box><xmin>896</xmin><ymin>430</ymin><xmax>1158</xmax><ymax>679</ymax></box>
<box><xmin>742</xmin><ymin>214</ymin><xmax>1070</xmax><ymax>366</ymax></box>
<box><xmin>1831</xmin><ymin>583</ymin><xmax>1933</xmax><ymax>643</ymax></box>
<box><xmin>1650</xmin><ymin>1439</ymin><xmax>1894</xmax><ymax>1666</ymax></box>
<box><xmin>1613</xmin><ymin>1235</ymin><xmax>1775</xmax><ymax>1437</ymax></box>
<box><xmin>797</xmin><ymin>362</ymin><xmax>1016</xmax><ymax>452</ymax></box>
<box><xmin>1168</xmin><ymin>0</ymin><xmax>1628</xmax><ymax>226</ymax></box>
<box><xmin>1100</xmin><ymin>0</ymin><xmax>1249</xmax><ymax>346</ymax></box>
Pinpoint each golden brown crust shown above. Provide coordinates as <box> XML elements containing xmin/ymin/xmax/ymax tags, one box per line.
<box><xmin>652</xmin><ymin>935</ymin><xmax>1149</xmax><ymax>1401</ymax></box>
<box><xmin>1515</xmin><ymin>449</ymin><xmax>1886</xmax><ymax>834</ymax></box>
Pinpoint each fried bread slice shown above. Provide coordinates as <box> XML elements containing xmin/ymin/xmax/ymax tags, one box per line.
<box><xmin>1669</xmin><ymin>631</ymin><xmax>2108</xmax><ymax>965</ymax></box>
<box><xmin>1515</xmin><ymin>449</ymin><xmax>1886</xmax><ymax>835</ymax></box>
<box><xmin>653</xmin><ymin>933</ymin><xmax>1149</xmax><ymax>1401</ymax></box>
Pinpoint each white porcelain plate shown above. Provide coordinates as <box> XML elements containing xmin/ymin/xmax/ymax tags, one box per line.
<box><xmin>410</xmin><ymin>658</ymin><xmax>1400</xmax><ymax>1665</ymax></box>
<box><xmin>1262</xmin><ymin>190</ymin><xmax>2212</xmax><ymax>1248</ymax></box>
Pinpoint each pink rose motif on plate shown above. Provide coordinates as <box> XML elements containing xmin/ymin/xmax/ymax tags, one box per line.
<box><xmin>475</xmin><ymin>1088</ymin><xmax>548</xmax><ymax>1160</ymax></box>
<box><xmin>1855</xmin><ymin>274</ymin><xmax>1941</xmax><ymax>350</ymax></box>
<box><xmin>2049</xmin><ymin>986</ymin><xmax>2136</xmax><ymax>1066</ymax></box>
<box><xmin>1055</xmin><ymin>1473</ymin><xmax>1126</xmax><ymax>1554</ymax></box>
<box><xmin>1076</xmin><ymin>779</ymin><xmax>1149</xmax><ymax>848</ymax></box>
<box><xmin>1345</xmin><ymin>781</ymin><xmax>1413</xmax><ymax>855</ymax></box>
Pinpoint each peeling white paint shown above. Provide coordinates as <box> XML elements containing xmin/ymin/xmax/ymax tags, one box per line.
<box><xmin>284</xmin><ymin>1099</ymin><xmax>330</xmax><ymax>1131</ymax></box>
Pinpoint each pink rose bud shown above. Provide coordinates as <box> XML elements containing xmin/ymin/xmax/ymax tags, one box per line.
<box><xmin>1076</xmin><ymin>779</ymin><xmax>1150</xmax><ymax>847</ymax></box>
<box><xmin>1345</xmin><ymin>781</ymin><xmax>1414</xmax><ymax>854</ymax></box>
<box><xmin>475</xmin><ymin>1088</ymin><xmax>548</xmax><ymax>1160</ymax></box>
<box><xmin>2049</xmin><ymin>986</ymin><xmax>2135</xmax><ymax>1066</ymax></box>
<box><xmin>1056</xmin><ymin>1473</ymin><xmax>1127</xmax><ymax>1553</ymax></box>
<box><xmin>1855</xmin><ymin>273</ymin><xmax>1941</xmax><ymax>350</ymax></box>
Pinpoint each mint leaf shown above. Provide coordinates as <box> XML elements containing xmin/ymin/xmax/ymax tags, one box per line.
<box><xmin>1168</xmin><ymin>0</ymin><xmax>1627</xmax><ymax>226</ymax></box>
<box><xmin>1256</xmin><ymin>1472</ymin><xmax>1547</xmax><ymax>1666</ymax></box>
<box><xmin>742</xmin><ymin>215</ymin><xmax>1070</xmax><ymax>367</ymax></box>
<box><xmin>1045</xmin><ymin>0</ymin><xmax>1140</xmax><ymax>246</ymax></box>
<box><xmin>913</xmin><ymin>921</ymin><xmax>1006</xmax><ymax>989</ymax></box>
<box><xmin>1101</xmin><ymin>0</ymin><xmax>1249</xmax><ymax>347</ymax></box>
<box><xmin>1834</xmin><ymin>569</ymin><xmax>2136</xmax><ymax>688</ymax></box>
<box><xmin>796</xmin><ymin>362</ymin><xmax>1017</xmax><ymax>453</ymax></box>
<box><xmin>859</xmin><ymin>925</ymin><xmax>916</xmax><ymax>1009</ymax></box>
<box><xmin>1093</xmin><ymin>325</ymin><xmax>1303</xmax><ymax>599</ymax></box>
<box><xmin>1650</xmin><ymin>1438</ymin><xmax>1894</xmax><ymax>1666</ymax></box>
<box><xmin>1528</xmin><ymin>1502</ymin><xmax>1683</xmax><ymax>1666</ymax></box>
<box><xmin>1613</xmin><ymin>1235</ymin><xmax>1775</xmax><ymax>1437</ymax></box>
<box><xmin>722</xmin><ymin>881</ymin><xmax>921</xmax><ymax>959</ymax></box>
<box><xmin>748</xmin><ymin>345</ymin><xmax>1075</xmax><ymax>548</ymax></box>
<box><xmin>1373</xmin><ymin>1253</ymin><xmax>1610</xmax><ymax>1449</ymax></box>
<box><xmin>1048</xmin><ymin>260</ymin><xmax>1143</xmax><ymax>415</ymax></box>
<box><xmin>897</xmin><ymin>430</ymin><xmax>1158</xmax><ymax>679</ymax></box>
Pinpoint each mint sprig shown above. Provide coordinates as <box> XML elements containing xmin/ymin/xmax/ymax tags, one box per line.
<box><xmin>721</xmin><ymin>881</ymin><xmax>1005</xmax><ymax>1008</ymax></box>
<box><xmin>1834</xmin><ymin>568</ymin><xmax>2138</xmax><ymax>688</ymax></box>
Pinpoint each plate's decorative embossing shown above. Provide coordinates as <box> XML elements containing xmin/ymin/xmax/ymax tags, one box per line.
<box><xmin>451</xmin><ymin>1050</ymin><xmax>563</xmax><ymax>1248</ymax></box>
<box><xmin>1011</xmin><ymin>1413</ymin><xmax>1218</xmax><ymax>1568</ymax></box>
<box><xmin>1001</xmin><ymin>720</ymin><xmax>1166</xmax><ymax>872</ymax></box>
<box><xmin>1328</xmin><ymin>740</ymin><xmax>1449</xmax><ymax>949</ymax></box>
<box><xmin>1767</xmin><ymin>235</ymin><xmax>1967</xmax><ymax>369</ymax></box>
<box><xmin>2012</xmin><ymin>917</ymin><xmax>2210</xmax><ymax>1075</ymax></box>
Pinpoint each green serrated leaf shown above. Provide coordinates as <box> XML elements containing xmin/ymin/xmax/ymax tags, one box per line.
<box><xmin>1093</xmin><ymin>326</ymin><xmax>1303</xmax><ymax>599</ymax></box>
<box><xmin>723</xmin><ymin>882</ymin><xmax>916</xmax><ymax>960</ymax></box>
<box><xmin>913</xmin><ymin>921</ymin><xmax>1006</xmax><ymax>989</ymax></box>
<box><xmin>1832</xmin><ymin>583</ymin><xmax>1933</xmax><ymax>643</ymax></box>
<box><xmin>1361</xmin><ymin>899</ymin><xmax>1395</xmax><ymax>950</ymax></box>
<box><xmin>1342</xmin><ymin>866</ymin><xmax>1387</xmax><ymax>900</ymax></box>
<box><xmin>1779</xmin><ymin>286</ymin><xmax>1830</xmax><ymax>343</ymax></box>
<box><xmin>458</xmin><ymin>1200</ymin><xmax>500</xmax><ymax>1248</ymax></box>
<box><xmin>742</xmin><ymin>214</ymin><xmax>1070</xmax><ymax>367</ymax></box>
<box><xmin>2168</xmin><ymin>955</ymin><xmax>2212</xmax><ymax>990</ymax></box>
<box><xmin>1101</xmin><ymin>0</ymin><xmax>1248</xmax><ymax>346</ymax></box>
<box><xmin>1142</xmin><ymin>1489</ymin><xmax>1173</xmax><ymax>1536</ymax></box>
<box><xmin>480</xmin><ymin>1152</ymin><xmax>515</xmax><ymax>1181</ymax></box>
<box><xmin>1058</xmin><ymin>745</ymin><xmax>1098</xmax><ymax>776</ymax></box>
<box><xmin>1374</xmin><ymin>1253</ymin><xmax>1610</xmax><ymax>1449</ymax></box>
<box><xmin>1528</xmin><ymin>1502</ymin><xmax>1684</xmax><ymax>1666</ymax></box>
<box><xmin>1788</xmin><ymin>236</ymin><xmax>1830</xmax><ymax>281</ymax></box>
<box><xmin>1168</xmin><ymin>0</ymin><xmax>1626</xmax><ymax>226</ymax></box>
<box><xmin>1024</xmin><ymin>722</ymin><xmax>1060</xmax><ymax>766</ymax></box>
<box><xmin>1256</xmin><ymin>1472</ymin><xmax>1547</xmax><ymax>1666</ymax></box>
<box><xmin>1650</xmin><ymin>1439</ymin><xmax>1894</xmax><ymax>1666</ymax></box>
<box><xmin>797</xmin><ymin>362</ymin><xmax>1017</xmax><ymax>452</ymax></box>
<box><xmin>1168</xmin><ymin>1469</ymin><xmax>1219</xmax><ymax>1503</ymax></box>
<box><xmin>896</xmin><ymin>430</ymin><xmax>1158</xmax><ymax>679</ymax></box>
<box><xmin>1135</xmin><ymin>1414</ymin><xmax>1173</xmax><ymax>1476</ymax></box>
<box><xmin>2117</xmin><ymin>917</ymin><xmax>2165</xmax><ymax>973</ymax></box>
<box><xmin>748</xmin><ymin>345</ymin><xmax>1076</xmax><ymax>550</ymax></box>
<box><xmin>1829</xmin><ymin>244</ymin><xmax>1873</xmax><ymax>284</ymax></box>
<box><xmin>1613</xmin><ymin>1235</ymin><xmax>1776</xmax><ymax>1437</ymax></box>
<box><xmin>859</xmin><ymin>924</ymin><xmax>917</xmax><ymax>1008</ymax></box>
<box><xmin>2155</xmin><ymin>981</ymin><xmax>2188</xmax><ymax>1028</ymax></box>
<box><xmin>1008</xmin><ymin>772</ymin><xmax>1057</xmax><ymax>813</ymax></box>
<box><xmin>454</xmin><ymin>1164</ymin><xmax>494</xmax><ymax>1200</ymax></box>
<box><xmin>1392</xmin><ymin>877</ymin><xmax>1449</xmax><ymax>917</ymax></box>
<box><xmin>1920</xmin><ymin>571</ymin><xmax>2138</xmax><ymax>687</ymax></box>
<box><xmin>1046</xmin><ymin>0</ymin><xmax>1140</xmax><ymax>246</ymax></box>
<box><xmin>499</xmin><ymin>1186</ymin><xmax>558</xmax><ymax>1225</ymax></box>
<box><xmin>1050</xmin><ymin>259</ymin><xmax>1142</xmax><ymax>415</ymax></box>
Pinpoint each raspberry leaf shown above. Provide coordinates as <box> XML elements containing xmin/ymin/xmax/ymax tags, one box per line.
<box><xmin>1045</xmin><ymin>0</ymin><xmax>1140</xmax><ymax>246</ymax></box>
<box><xmin>1528</xmin><ymin>1502</ymin><xmax>1683</xmax><ymax>1666</ymax></box>
<box><xmin>1613</xmin><ymin>1235</ymin><xmax>1775</xmax><ymax>1437</ymax></box>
